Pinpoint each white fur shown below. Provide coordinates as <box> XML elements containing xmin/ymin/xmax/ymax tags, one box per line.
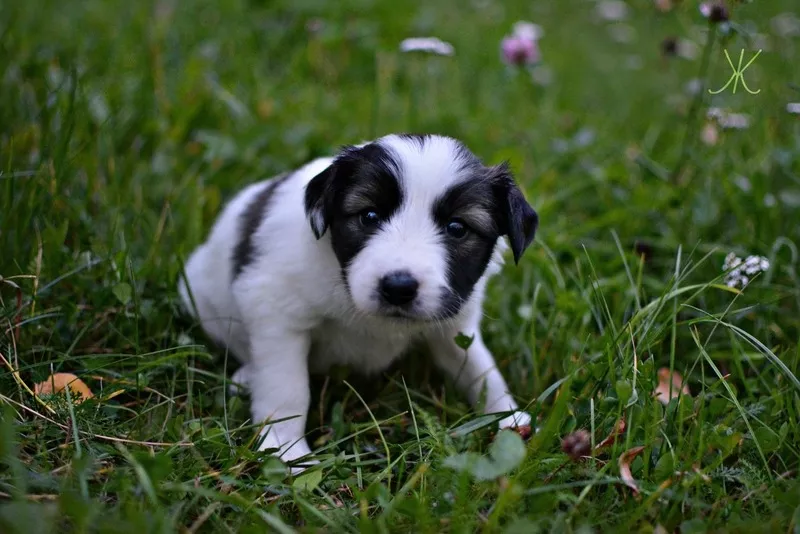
<box><xmin>178</xmin><ymin>135</ymin><xmax>531</xmax><ymax>473</ymax></box>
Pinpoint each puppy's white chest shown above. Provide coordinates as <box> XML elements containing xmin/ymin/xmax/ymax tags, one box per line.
<box><xmin>308</xmin><ymin>319</ymin><xmax>420</xmax><ymax>374</ymax></box>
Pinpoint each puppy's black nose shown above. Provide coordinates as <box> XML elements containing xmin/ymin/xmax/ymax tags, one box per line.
<box><xmin>379</xmin><ymin>271</ymin><xmax>419</xmax><ymax>306</ymax></box>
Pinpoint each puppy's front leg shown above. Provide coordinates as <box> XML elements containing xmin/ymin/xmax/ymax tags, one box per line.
<box><xmin>428</xmin><ymin>328</ymin><xmax>531</xmax><ymax>430</ymax></box>
<box><xmin>246</xmin><ymin>328</ymin><xmax>316</xmax><ymax>472</ymax></box>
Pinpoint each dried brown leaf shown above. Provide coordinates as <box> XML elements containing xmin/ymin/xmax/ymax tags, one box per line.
<box><xmin>654</xmin><ymin>368</ymin><xmax>691</xmax><ymax>405</ymax></box>
<box><xmin>619</xmin><ymin>445</ymin><xmax>646</xmax><ymax>495</ymax></box>
<box><xmin>595</xmin><ymin>418</ymin><xmax>626</xmax><ymax>450</ymax></box>
<box><xmin>34</xmin><ymin>373</ymin><xmax>94</xmax><ymax>403</ymax></box>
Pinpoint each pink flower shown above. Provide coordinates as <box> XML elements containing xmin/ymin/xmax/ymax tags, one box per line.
<box><xmin>699</xmin><ymin>2</ymin><xmax>729</xmax><ymax>23</ymax></box>
<box><xmin>501</xmin><ymin>35</ymin><xmax>540</xmax><ymax>66</ymax></box>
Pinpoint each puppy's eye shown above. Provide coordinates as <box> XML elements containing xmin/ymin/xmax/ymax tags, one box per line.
<box><xmin>359</xmin><ymin>210</ymin><xmax>380</xmax><ymax>226</ymax></box>
<box><xmin>445</xmin><ymin>219</ymin><xmax>468</xmax><ymax>238</ymax></box>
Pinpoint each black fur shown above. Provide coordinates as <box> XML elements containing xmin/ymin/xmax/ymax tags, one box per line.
<box><xmin>432</xmin><ymin>176</ymin><xmax>500</xmax><ymax>312</ymax></box>
<box><xmin>231</xmin><ymin>172</ymin><xmax>291</xmax><ymax>280</ymax></box>
<box><xmin>432</xmin><ymin>162</ymin><xmax>538</xmax><ymax>314</ymax></box>
<box><xmin>397</xmin><ymin>133</ymin><xmax>431</xmax><ymax>149</ymax></box>
<box><xmin>488</xmin><ymin>162</ymin><xmax>538</xmax><ymax>264</ymax></box>
<box><xmin>304</xmin><ymin>142</ymin><xmax>403</xmax><ymax>268</ymax></box>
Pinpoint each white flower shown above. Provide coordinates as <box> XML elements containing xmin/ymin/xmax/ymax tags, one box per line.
<box><xmin>723</xmin><ymin>252</ymin><xmax>770</xmax><ymax>288</ymax></box>
<box><xmin>706</xmin><ymin>108</ymin><xmax>750</xmax><ymax>130</ymax></box>
<box><xmin>399</xmin><ymin>37</ymin><xmax>455</xmax><ymax>56</ymax></box>
<box><xmin>512</xmin><ymin>21</ymin><xmax>544</xmax><ymax>41</ymax></box>
<box><xmin>720</xmin><ymin>114</ymin><xmax>750</xmax><ymax>129</ymax></box>
<box><xmin>787</xmin><ymin>102</ymin><xmax>800</xmax><ymax>114</ymax></box>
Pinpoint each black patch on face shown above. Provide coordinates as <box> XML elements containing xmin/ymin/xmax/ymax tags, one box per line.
<box><xmin>304</xmin><ymin>143</ymin><xmax>403</xmax><ymax>268</ymax></box>
<box><xmin>432</xmin><ymin>175</ymin><xmax>501</xmax><ymax>314</ymax></box>
<box><xmin>432</xmin><ymin>161</ymin><xmax>538</xmax><ymax>316</ymax></box>
<box><xmin>231</xmin><ymin>172</ymin><xmax>291</xmax><ymax>280</ymax></box>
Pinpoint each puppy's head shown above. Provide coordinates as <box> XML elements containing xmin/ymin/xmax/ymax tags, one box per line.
<box><xmin>304</xmin><ymin>134</ymin><xmax>538</xmax><ymax>320</ymax></box>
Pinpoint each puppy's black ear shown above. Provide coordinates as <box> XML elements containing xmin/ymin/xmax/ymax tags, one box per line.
<box><xmin>490</xmin><ymin>162</ymin><xmax>539</xmax><ymax>264</ymax></box>
<box><xmin>304</xmin><ymin>164</ymin><xmax>337</xmax><ymax>239</ymax></box>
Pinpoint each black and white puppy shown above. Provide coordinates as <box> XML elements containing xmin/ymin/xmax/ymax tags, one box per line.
<box><xmin>178</xmin><ymin>133</ymin><xmax>538</xmax><ymax>471</ymax></box>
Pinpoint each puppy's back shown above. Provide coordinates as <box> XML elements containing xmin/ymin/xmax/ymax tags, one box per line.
<box><xmin>177</xmin><ymin>156</ymin><xmax>336</xmax><ymax>355</ymax></box>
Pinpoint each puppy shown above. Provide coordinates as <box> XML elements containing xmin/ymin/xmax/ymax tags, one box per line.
<box><xmin>178</xmin><ymin>133</ymin><xmax>539</xmax><ymax>471</ymax></box>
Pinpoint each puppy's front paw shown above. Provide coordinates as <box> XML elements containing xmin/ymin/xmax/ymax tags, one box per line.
<box><xmin>498</xmin><ymin>411</ymin><xmax>534</xmax><ymax>439</ymax></box>
<box><xmin>258</xmin><ymin>431</ymin><xmax>316</xmax><ymax>476</ymax></box>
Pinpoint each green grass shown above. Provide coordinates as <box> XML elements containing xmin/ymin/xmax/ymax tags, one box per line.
<box><xmin>2</xmin><ymin>0</ymin><xmax>800</xmax><ymax>531</ymax></box>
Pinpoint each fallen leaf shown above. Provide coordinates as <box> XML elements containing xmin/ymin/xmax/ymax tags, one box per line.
<box><xmin>619</xmin><ymin>445</ymin><xmax>646</xmax><ymax>495</ymax></box>
<box><xmin>654</xmin><ymin>368</ymin><xmax>691</xmax><ymax>405</ymax></box>
<box><xmin>34</xmin><ymin>373</ymin><xmax>94</xmax><ymax>403</ymax></box>
<box><xmin>595</xmin><ymin>418</ymin><xmax>626</xmax><ymax>450</ymax></box>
